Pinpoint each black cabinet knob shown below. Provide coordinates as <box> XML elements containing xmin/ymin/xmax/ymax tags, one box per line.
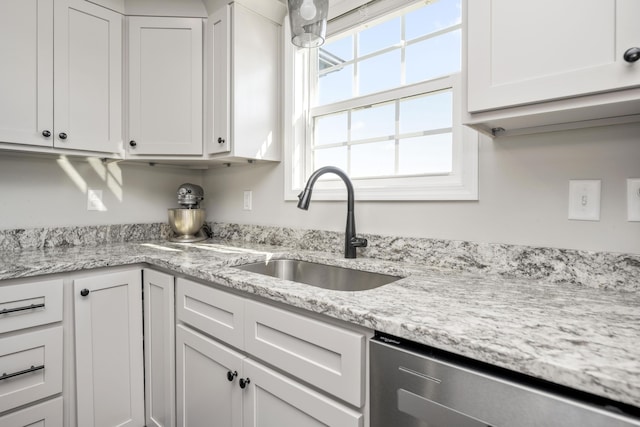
<box><xmin>226</xmin><ymin>371</ymin><xmax>237</xmax><ymax>382</ymax></box>
<box><xmin>239</xmin><ymin>378</ymin><xmax>250</xmax><ymax>389</ymax></box>
<box><xmin>129</xmin><ymin>140</ymin><xmax>137</xmax><ymax>148</ymax></box>
<box><xmin>218</xmin><ymin>137</ymin><xmax>225</xmax><ymax>144</ymax></box>
<box><xmin>42</xmin><ymin>130</ymin><xmax>51</xmax><ymax>138</ymax></box>
<box><xmin>59</xmin><ymin>132</ymin><xmax>67</xmax><ymax>140</ymax></box>
<box><xmin>80</xmin><ymin>288</ymin><xmax>90</xmax><ymax>297</ymax></box>
<box><xmin>623</xmin><ymin>47</ymin><xmax>640</xmax><ymax>63</ymax></box>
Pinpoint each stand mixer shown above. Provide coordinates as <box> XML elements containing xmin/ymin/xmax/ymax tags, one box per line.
<box><xmin>168</xmin><ymin>183</ymin><xmax>211</xmax><ymax>243</ymax></box>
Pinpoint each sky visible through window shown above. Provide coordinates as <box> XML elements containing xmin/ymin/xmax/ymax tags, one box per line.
<box><xmin>311</xmin><ymin>0</ymin><xmax>462</xmax><ymax>179</ymax></box>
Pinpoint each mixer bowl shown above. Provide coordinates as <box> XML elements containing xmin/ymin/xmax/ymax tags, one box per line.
<box><xmin>168</xmin><ymin>208</ymin><xmax>206</xmax><ymax>242</ymax></box>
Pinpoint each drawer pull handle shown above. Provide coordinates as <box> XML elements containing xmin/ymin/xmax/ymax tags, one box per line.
<box><xmin>80</xmin><ymin>289</ymin><xmax>90</xmax><ymax>297</ymax></box>
<box><xmin>227</xmin><ymin>370</ymin><xmax>238</xmax><ymax>382</ymax></box>
<box><xmin>239</xmin><ymin>377</ymin><xmax>250</xmax><ymax>389</ymax></box>
<box><xmin>0</xmin><ymin>303</ymin><xmax>45</xmax><ymax>315</ymax></box>
<box><xmin>0</xmin><ymin>364</ymin><xmax>45</xmax><ymax>381</ymax></box>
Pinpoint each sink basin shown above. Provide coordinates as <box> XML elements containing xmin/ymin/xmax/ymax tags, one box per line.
<box><xmin>234</xmin><ymin>259</ymin><xmax>401</xmax><ymax>291</ymax></box>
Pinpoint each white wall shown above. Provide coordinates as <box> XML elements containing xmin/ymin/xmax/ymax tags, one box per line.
<box><xmin>203</xmin><ymin>123</ymin><xmax>640</xmax><ymax>254</ymax></box>
<box><xmin>0</xmin><ymin>153</ymin><xmax>203</xmax><ymax>229</ymax></box>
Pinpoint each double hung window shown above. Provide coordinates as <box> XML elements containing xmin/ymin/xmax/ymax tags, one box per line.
<box><xmin>284</xmin><ymin>0</ymin><xmax>478</xmax><ymax>200</ymax></box>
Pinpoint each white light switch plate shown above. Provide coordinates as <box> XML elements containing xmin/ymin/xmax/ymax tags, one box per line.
<box><xmin>243</xmin><ymin>190</ymin><xmax>252</xmax><ymax>211</ymax></box>
<box><xmin>568</xmin><ymin>180</ymin><xmax>601</xmax><ymax>221</ymax></box>
<box><xmin>627</xmin><ymin>178</ymin><xmax>640</xmax><ymax>222</ymax></box>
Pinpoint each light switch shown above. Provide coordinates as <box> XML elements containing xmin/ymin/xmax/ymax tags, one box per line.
<box><xmin>627</xmin><ymin>178</ymin><xmax>640</xmax><ymax>222</ymax></box>
<box><xmin>568</xmin><ymin>180</ymin><xmax>600</xmax><ymax>221</ymax></box>
<box><xmin>243</xmin><ymin>190</ymin><xmax>252</xmax><ymax>211</ymax></box>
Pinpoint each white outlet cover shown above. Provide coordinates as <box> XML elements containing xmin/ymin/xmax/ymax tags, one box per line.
<box><xmin>627</xmin><ymin>178</ymin><xmax>640</xmax><ymax>222</ymax></box>
<box><xmin>568</xmin><ymin>180</ymin><xmax>601</xmax><ymax>221</ymax></box>
<box><xmin>87</xmin><ymin>189</ymin><xmax>106</xmax><ymax>211</ymax></box>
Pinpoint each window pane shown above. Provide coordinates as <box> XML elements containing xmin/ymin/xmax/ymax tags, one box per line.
<box><xmin>405</xmin><ymin>29</ymin><xmax>461</xmax><ymax>84</ymax></box>
<box><xmin>314</xmin><ymin>146</ymin><xmax>347</xmax><ymax>171</ymax></box>
<box><xmin>358</xmin><ymin>17</ymin><xmax>401</xmax><ymax>57</ymax></box>
<box><xmin>317</xmin><ymin>64</ymin><xmax>353</xmax><ymax>106</ymax></box>
<box><xmin>315</xmin><ymin>112</ymin><xmax>348</xmax><ymax>146</ymax></box>
<box><xmin>358</xmin><ymin>49</ymin><xmax>401</xmax><ymax>96</ymax></box>
<box><xmin>399</xmin><ymin>133</ymin><xmax>452</xmax><ymax>175</ymax></box>
<box><xmin>351</xmin><ymin>141</ymin><xmax>395</xmax><ymax>178</ymax></box>
<box><xmin>319</xmin><ymin>35</ymin><xmax>353</xmax><ymax>70</ymax></box>
<box><xmin>399</xmin><ymin>91</ymin><xmax>452</xmax><ymax>134</ymax></box>
<box><xmin>351</xmin><ymin>103</ymin><xmax>395</xmax><ymax>141</ymax></box>
<box><xmin>405</xmin><ymin>0</ymin><xmax>461</xmax><ymax>41</ymax></box>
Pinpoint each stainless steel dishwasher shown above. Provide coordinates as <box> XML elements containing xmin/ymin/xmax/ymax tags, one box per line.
<box><xmin>370</xmin><ymin>333</ymin><xmax>640</xmax><ymax>427</ymax></box>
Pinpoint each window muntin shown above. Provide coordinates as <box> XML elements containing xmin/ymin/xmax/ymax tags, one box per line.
<box><xmin>309</xmin><ymin>0</ymin><xmax>462</xmax><ymax>180</ymax></box>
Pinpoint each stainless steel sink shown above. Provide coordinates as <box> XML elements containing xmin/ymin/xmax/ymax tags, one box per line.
<box><xmin>234</xmin><ymin>259</ymin><xmax>401</xmax><ymax>291</ymax></box>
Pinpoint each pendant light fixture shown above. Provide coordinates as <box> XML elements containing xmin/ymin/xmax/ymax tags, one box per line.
<box><xmin>287</xmin><ymin>0</ymin><xmax>329</xmax><ymax>48</ymax></box>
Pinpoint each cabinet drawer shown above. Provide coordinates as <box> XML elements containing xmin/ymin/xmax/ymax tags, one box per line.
<box><xmin>0</xmin><ymin>279</ymin><xmax>63</xmax><ymax>334</ymax></box>
<box><xmin>0</xmin><ymin>396</ymin><xmax>63</xmax><ymax>427</ymax></box>
<box><xmin>0</xmin><ymin>326</ymin><xmax>63</xmax><ymax>413</ymax></box>
<box><xmin>176</xmin><ymin>278</ymin><xmax>244</xmax><ymax>350</ymax></box>
<box><xmin>244</xmin><ymin>300</ymin><xmax>365</xmax><ymax>407</ymax></box>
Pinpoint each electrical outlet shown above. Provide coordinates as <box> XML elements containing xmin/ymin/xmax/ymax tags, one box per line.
<box><xmin>627</xmin><ymin>178</ymin><xmax>640</xmax><ymax>222</ymax></box>
<box><xmin>87</xmin><ymin>189</ymin><xmax>106</xmax><ymax>211</ymax></box>
<box><xmin>568</xmin><ymin>180</ymin><xmax>601</xmax><ymax>221</ymax></box>
<box><xmin>243</xmin><ymin>190</ymin><xmax>252</xmax><ymax>211</ymax></box>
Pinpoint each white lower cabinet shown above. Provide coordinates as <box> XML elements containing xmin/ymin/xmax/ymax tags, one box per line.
<box><xmin>176</xmin><ymin>325</ymin><xmax>362</xmax><ymax>427</ymax></box>
<box><xmin>144</xmin><ymin>269</ymin><xmax>176</xmax><ymax>427</ymax></box>
<box><xmin>74</xmin><ymin>269</ymin><xmax>145</xmax><ymax>427</ymax></box>
<box><xmin>176</xmin><ymin>278</ymin><xmax>366</xmax><ymax>427</ymax></box>
<box><xmin>176</xmin><ymin>325</ymin><xmax>243</xmax><ymax>427</ymax></box>
<box><xmin>0</xmin><ymin>396</ymin><xmax>63</xmax><ymax>427</ymax></box>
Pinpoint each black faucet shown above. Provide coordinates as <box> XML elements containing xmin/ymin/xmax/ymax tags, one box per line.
<box><xmin>297</xmin><ymin>166</ymin><xmax>368</xmax><ymax>258</ymax></box>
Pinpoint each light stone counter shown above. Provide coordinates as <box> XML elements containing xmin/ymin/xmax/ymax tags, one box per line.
<box><xmin>1</xmin><ymin>238</ymin><xmax>639</xmax><ymax>410</ymax></box>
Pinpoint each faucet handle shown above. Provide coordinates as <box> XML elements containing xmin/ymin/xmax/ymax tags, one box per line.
<box><xmin>350</xmin><ymin>237</ymin><xmax>368</xmax><ymax>248</ymax></box>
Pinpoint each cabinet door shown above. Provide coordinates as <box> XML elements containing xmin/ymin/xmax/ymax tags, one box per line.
<box><xmin>128</xmin><ymin>17</ymin><xmax>203</xmax><ymax>155</ymax></box>
<box><xmin>231</xmin><ymin>4</ymin><xmax>281</xmax><ymax>160</ymax></box>
<box><xmin>0</xmin><ymin>0</ymin><xmax>54</xmax><ymax>148</ymax></box>
<box><xmin>144</xmin><ymin>269</ymin><xmax>176</xmax><ymax>427</ymax></box>
<box><xmin>74</xmin><ymin>269</ymin><xmax>144</xmax><ymax>427</ymax></box>
<box><xmin>467</xmin><ymin>0</ymin><xmax>640</xmax><ymax>112</ymax></box>
<box><xmin>243</xmin><ymin>359</ymin><xmax>363</xmax><ymax>427</ymax></box>
<box><xmin>54</xmin><ymin>0</ymin><xmax>123</xmax><ymax>153</ymax></box>
<box><xmin>207</xmin><ymin>6</ymin><xmax>231</xmax><ymax>155</ymax></box>
<box><xmin>176</xmin><ymin>325</ymin><xmax>243</xmax><ymax>427</ymax></box>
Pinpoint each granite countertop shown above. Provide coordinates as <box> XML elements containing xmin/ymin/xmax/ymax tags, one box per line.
<box><xmin>1</xmin><ymin>239</ymin><xmax>639</xmax><ymax>409</ymax></box>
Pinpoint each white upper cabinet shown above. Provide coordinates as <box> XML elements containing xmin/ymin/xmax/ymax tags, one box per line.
<box><xmin>0</xmin><ymin>0</ymin><xmax>122</xmax><ymax>154</ymax></box>
<box><xmin>465</xmin><ymin>0</ymin><xmax>640</xmax><ymax>135</ymax></box>
<box><xmin>206</xmin><ymin>2</ymin><xmax>284</xmax><ymax>162</ymax></box>
<box><xmin>55</xmin><ymin>0</ymin><xmax>123</xmax><ymax>153</ymax></box>
<box><xmin>0</xmin><ymin>0</ymin><xmax>54</xmax><ymax>149</ymax></box>
<box><xmin>128</xmin><ymin>16</ymin><xmax>203</xmax><ymax>156</ymax></box>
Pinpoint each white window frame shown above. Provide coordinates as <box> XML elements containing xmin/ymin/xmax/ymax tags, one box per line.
<box><xmin>283</xmin><ymin>0</ymin><xmax>478</xmax><ymax>201</ymax></box>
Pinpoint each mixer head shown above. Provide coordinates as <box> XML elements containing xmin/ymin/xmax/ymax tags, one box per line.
<box><xmin>177</xmin><ymin>183</ymin><xmax>204</xmax><ymax>208</ymax></box>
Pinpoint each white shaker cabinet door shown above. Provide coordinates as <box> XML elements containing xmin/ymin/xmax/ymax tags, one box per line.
<box><xmin>74</xmin><ymin>269</ymin><xmax>145</xmax><ymax>427</ymax></box>
<box><xmin>144</xmin><ymin>269</ymin><xmax>176</xmax><ymax>427</ymax></box>
<box><xmin>128</xmin><ymin>17</ymin><xmax>203</xmax><ymax>155</ymax></box>
<box><xmin>243</xmin><ymin>359</ymin><xmax>363</xmax><ymax>427</ymax></box>
<box><xmin>54</xmin><ymin>0</ymin><xmax>123</xmax><ymax>153</ymax></box>
<box><xmin>0</xmin><ymin>0</ymin><xmax>54</xmax><ymax>148</ymax></box>
<box><xmin>176</xmin><ymin>325</ymin><xmax>243</xmax><ymax>427</ymax></box>
<box><xmin>467</xmin><ymin>0</ymin><xmax>640</xmax><ymax>112</ymax></box>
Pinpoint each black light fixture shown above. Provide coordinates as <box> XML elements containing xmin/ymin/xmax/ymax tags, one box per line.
<box><xmin>286</xmin><ymin>0</ymin><xmax>329</xmax><ymax>48</ymax></box>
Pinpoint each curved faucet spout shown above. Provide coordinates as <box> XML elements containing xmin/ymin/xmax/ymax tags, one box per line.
<box><xmin>297</xmin><ymin>166</ymin><xmax>367</xmax><ymax>258</ymax></box>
